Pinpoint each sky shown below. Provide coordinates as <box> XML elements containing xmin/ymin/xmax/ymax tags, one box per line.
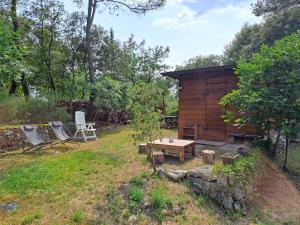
<box><xmin>64</xmin><ymin>0</ymin><xmax>261</xmax><ymax>68</ymax></box>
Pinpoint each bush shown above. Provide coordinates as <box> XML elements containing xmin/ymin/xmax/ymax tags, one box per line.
<box><xmin>128</xmin><ymin>186</ymin><xmax>144</xmax><ymax>204</ymax></box>
<box><xmin>213</xmin><ymin>150</ymin><xmax>260</xmax><ymax>187</ymax></box>
<box><xmin>71</xmin><ymin>209</ymin><xmax>86</xmax><ymax>223</ymax></box>
<box><xmin>0</xmin><ymin>95</ymin><xmax>70</xmax><ymax>125</ymax></box>
<box><xmin>150</xmin><ymin>187</ymin><xmax>173</xmax><ymax>210</ymax></box>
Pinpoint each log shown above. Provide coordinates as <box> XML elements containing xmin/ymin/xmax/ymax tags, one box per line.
<box><xmin>202</xmin><ymin>150</ymin><xmax>216</xmax><ymax>164</ymax></box>
<box><xmin>138</xmin><ymin>143</ymin><xmax>148</xmax><ymax>154</ymax></box>
<box><xmin>152</xmin><ymin>151</ymin><xmax>164</xmax><ymax>164</ymax></box>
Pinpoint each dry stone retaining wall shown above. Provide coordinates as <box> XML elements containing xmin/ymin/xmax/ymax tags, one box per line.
<box><xmin>0</xmin><ymin>126</ymin><xmax>56</xmax><ymax>151</ymax></box>
<box><xmin>158</xmin><ymin>166</ymin><xmax>253</xmax><ymax>214</ymax></box>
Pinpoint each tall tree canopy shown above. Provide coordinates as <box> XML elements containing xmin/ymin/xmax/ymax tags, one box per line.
<box><xmin>73</xmin><ymin>0</ymin><xmax>167</xmax><ymax>102</ymax></box>
<box><xmin>221</xmin><ymin>30</ymin><xmax>300</xmax><ymax>170</ymax></box>
<box><xmin>252</xmin><ymin>0</ymin><xmax>300</xmax><ymax>16</ymax></box>
<box><xmin>176</xmin><ymin>54</ymin><xmax>225</xmax><ymax>70</ymax></box>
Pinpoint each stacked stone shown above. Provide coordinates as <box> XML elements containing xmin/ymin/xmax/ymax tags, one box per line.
<box><xmin>0</xmin><ymin>126</ymin><xmax>56</xmax><ymax>151</ymax></box>
<box><xmin>157</xmin><ymin>165</ymin><xmax>252</xmax><ymax>214</ymax></box>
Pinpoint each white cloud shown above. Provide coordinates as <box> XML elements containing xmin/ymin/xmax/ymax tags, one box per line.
<box><xmin>153</xmin><ymin>1</ymin><xmax>260</xmax><ymax>30</ymax></box>
<box><xmin>153</xmin><ymin>6</ymin><xmax>208</xmax><ymax>29</ymax></box>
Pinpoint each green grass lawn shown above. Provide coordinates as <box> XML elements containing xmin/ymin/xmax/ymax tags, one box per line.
<box><xmin>0</xmin><ymin>126</ymin><xmax>293</xmax><ymax>225</ymax></box>
<box><xmin>277</xmin><ymin>144</ymin><xmax>300</xmax><ymax>174</ymax></box>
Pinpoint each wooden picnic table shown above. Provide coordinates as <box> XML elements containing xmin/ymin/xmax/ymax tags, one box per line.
<box><xmin>147</xmin><ymin>138</ymin><xmax>195</xmax><ymax>162</ymax></box>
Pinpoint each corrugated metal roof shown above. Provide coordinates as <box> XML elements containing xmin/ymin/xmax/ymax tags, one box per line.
<box><xmin>161</xmin><ymin>65</ymin><xmax>234</xmax><ymax>79</ymax></box>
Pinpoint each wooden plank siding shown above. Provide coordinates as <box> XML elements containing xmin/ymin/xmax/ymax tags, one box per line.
<box><xmin>175</xmin><ymin>67</ymin><xmax>256</xmax><ymax>142</ymax></box>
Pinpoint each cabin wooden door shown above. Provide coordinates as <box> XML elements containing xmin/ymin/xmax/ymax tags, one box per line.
<box><xmin>204</xmin><ymin>82</ymin><xmax>226</xmax><ymax>141</ymax></box>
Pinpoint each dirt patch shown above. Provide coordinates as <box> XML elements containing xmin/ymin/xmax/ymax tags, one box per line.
<box><xmin>255</xmin><ymin>156</ymin><xmax>300</xmax><ymax>224</ymax></box>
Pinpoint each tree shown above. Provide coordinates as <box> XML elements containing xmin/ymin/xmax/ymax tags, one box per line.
<box><xmin>27</xmin><ymin>0</ymin><xmax>64</xmax><ymax>93</ymax></box>
<box><xmin>221</xmin><ymin>30</ymin><xmax>300</xmax><ymax>170</ymax></box>
<box><xmin>252</xmin><ymin>0</ymin><xmax>300</xmax><ymax>16</ymax></box>
<box><xmin>73</xmin><ymin>0</ymin><xmax>167</xmax><ymax>103</ymax></box>
<box><xmin>128</xmin><ymin>82</ymin><xmax>164</xmax><ymax>172</ymax></box>
<box><xmin>224</xmin><ymin>1</ymin><xmax>300</xmax><ymax>64</ymax></box>
<box><xmin>176</xmin><ymin>54</ymin><xmax>225</xmax><ymax>70</ymax></box>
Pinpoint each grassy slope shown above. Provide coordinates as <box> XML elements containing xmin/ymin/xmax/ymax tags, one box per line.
<box><xmin>1</xmin><ymin>127</ymin><xmax>296</xmax><ymax>224</ymax></box>
<box><xmin>0</xmin><ymin>127</ymin><xmax>179</xmax><ymax>224</ymax></box>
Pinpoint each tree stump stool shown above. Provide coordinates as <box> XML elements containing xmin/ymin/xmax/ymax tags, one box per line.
<box><xmin>152</xmin><ymin>151</ymin><xmax>164</xmax><ymax>164</ymax></box>
<box><xmin>138</xmin><ymin>143</ymin><xmax>148</xmax><ymax>154</ymax></box>
<box><xmin>202</xmin><ymin>150</ymin><xmax>216</xmax><ymax>164</ymax></box>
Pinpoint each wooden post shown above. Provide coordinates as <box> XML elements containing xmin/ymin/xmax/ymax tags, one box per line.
<box><xmin>202</xmin><ymin>150</ymin><xmax>216</xmax><ymax>164</ymax></box>
<box><xmin>138</xmin><ymin>143</ymin><xmax>148</xmax><ymax>154</ymax></box>
<box><xmin>152</xmin><ymin>152</ymin><xmax>164</xmax><ymax>164</ymax></box>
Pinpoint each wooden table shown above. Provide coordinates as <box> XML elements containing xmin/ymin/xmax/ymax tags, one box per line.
<box><xmin>147</xmin><ymin>138</ymin><xmax>195</xmax><ymax>162</ymax></box>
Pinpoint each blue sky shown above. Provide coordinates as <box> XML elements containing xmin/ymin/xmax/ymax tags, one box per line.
<box><xmin>64</xmin><ymin>0</ymin><xmax>261</xmax><ymax>68</ymax></box>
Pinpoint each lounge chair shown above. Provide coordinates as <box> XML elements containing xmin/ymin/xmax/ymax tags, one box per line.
<box><xmin>48</xmin><ymin>121</ymin><xmax>73</xmax><ymax>145</ymax></box>
<box><xmin>20</xmin><ymin>125</ymin><xmax>53</xmax><ymax>152</ymax></box>
<box><xmin>74</xmin><ymin>111</ymin><xmax>97</xmax><ymax>142</ymax></box>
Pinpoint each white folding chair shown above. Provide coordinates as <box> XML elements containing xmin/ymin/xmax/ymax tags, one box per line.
<box><xmin>74</xmin><ymin>111</ymin><xmax>97</xmax><ymax>142</ymax></box>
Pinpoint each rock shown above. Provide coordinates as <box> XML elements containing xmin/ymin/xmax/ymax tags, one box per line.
<box><xmin>142</xmin><ymin>201</ymin><xmax>151</xmax><ymax>209</ymax></box>
<box><xmin>233</xmin><ymin>200</ymin><xmax>247</xmax><ymax>215</ymax></box>
<box><xmin>173</xmin><ymin>204</ymin><xmax>183</xmax><ymax>215</ymax></box>
<box><xmin>187</xmin><ymin>166</ymin><xmax>216</xmax><ymax>182</ymax></box>
<box><xmin>221</xmin><ymin>192</ymin><xmax>234</xmax><ymax>210</ymax></box>
<box><xmin>216</xmin><ymin>173</ymin><xmax>228</xmax><ymax>186</ymax></box>
<box><xmin>157</xmin><ymin>168</ymin><xmax>167</xmax><ymax>178</ymax></box>
<box><xmin>189</xmin><ymin>177</ymin><xmax>212</xmax><ymax>194</ymax></box>
<box><xmin>0</xmin><ymin>202</ymin><xmax>18</xmax><ymax>212</ymax></box>
<box><xmin>233</xmin><ymin>188</ymin><xmax>244</xmax><ymax>201</ymax></box>
<box><xmin>128</xmin><ymin>215</ymin><xmax>137</xmax><ymax>224</ymax></box>
<box><xmin>157</xmin><ymin>168</ymin><xmax>186</xmax><ymax>181</ymax></box>
<box><xmin>237</xmin><ymin>146</ymin><xmax>249</xmax><ymax>156</ymax></box>
<box><xmin>172</xmin><ymin>170</ymin><xmax>188</xmax><ymax>179</ymax></box>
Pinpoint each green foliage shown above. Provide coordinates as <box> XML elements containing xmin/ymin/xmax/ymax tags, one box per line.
<box><xmin>106</xmin><ymin>187</ymin><xmax>125</xmax><ymax>223</ymax></box>
<box><xmin>150</xmin><ymin>186</ymin><xmax>173</xmax><ymax>222</ymax></box>
<box><xmin>252</xmin><ymin>0</ymin><xmax>299</xmax><ymax>16</ymax></box>
<box><xmin>21</xmin><ymin>215</ymin><xmax>35</xmax><ymax>225</ymax></box>
<box><xmin>152</xmin><ymin>188</ymin><xmax>173</xmax><ymax>209</ymax></box>
<box><xmin>213</xmin><ymin>151</ymin><xmax>260</xmax><ymax>187</ymax></box>
<box><xmin>224</xmin><ymin>7</ymin><xmax>300</xmax><ymax>63</ymax></box>
<box><xmin>176</xmin><ymin>54</ymin><xmax>225</xmax><ymax>70</ymax></box>
<box><xmin>195</xmin><ymin>194</ymin><xmax>207</xmax><ymax>208</ymax></box>
<box><xmin>94</xmin><ymin>76</ymin><xmax>127</xmax><ymax>110</ymax></box>
<box><xmin>128</xmin><ymin>186</ymin><xmax>144</xmax><ymax>205</ymax></box>
<box><xmin>0</xmin><ymin>95</ymin><xmax>70</xmax><ymax>124</ymax></box>
<box><xmin>130</xmin><ymin>176</ymin><xmax>144</xmax><ymax>187</ymax></box>
<box><xmin>71</xmin><ymin>209</ymin><xmax>86</xmax><ymax>223</ymax></box>
<box><xmin>129</xmin><ymin>82</ymin><xmax>162</xmax><ymax>143</ymax></box>
<box><xmin>221</xmin><ymin>30</ymin><xmax>300</xmax><ymax>138</ymax></box>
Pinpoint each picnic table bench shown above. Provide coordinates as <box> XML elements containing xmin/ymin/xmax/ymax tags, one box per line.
<box><xmin>147</xmin><ymin>138</ymin><xmax>195</xmax><ymax>162</ymax></box>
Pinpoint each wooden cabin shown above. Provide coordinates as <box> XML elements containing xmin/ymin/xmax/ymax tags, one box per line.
<box><xmin>162</xmin><ymin>65</ymin><xmax>257</xmax><ymax>142</ymax></box>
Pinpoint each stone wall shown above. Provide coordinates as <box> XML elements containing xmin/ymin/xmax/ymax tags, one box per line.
<box><xmin>0</xmin><ymin>126</ymin><xmax>56</xmax><ymax>151</ymax></box>
<box><xmin>158</xmin><ymin>166</ymin><xmax>253</xmax><ymax>214</ymax></box>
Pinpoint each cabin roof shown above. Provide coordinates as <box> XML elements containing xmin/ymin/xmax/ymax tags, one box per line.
<box><xmin>161</xmin><ymin>65</ymin><xmax>234</xmax><ymax>79</ymax></box>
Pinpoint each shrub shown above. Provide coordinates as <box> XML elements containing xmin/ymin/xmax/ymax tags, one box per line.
<box><xmin>71</xmin><ymin>209</ymin><xmax>86</xmax><ymax>223</ymax></box>
<box><xmin>195</xmin><ymin>195</ymin><xmax>207</xmax><ymax>207</ymax></box>
<box><xmin>0</xmin><ymin>95</ymin><xmax>70</xmax><ymax>125</ymax></box>
<box><xmin>129</xmin><ymin>176</ymin><xmax>144</xmax><ymax>187</ymax></box>
<box><xmin>150</xmin><ymin>187</ymin><xmax>173</xmax><ymax>210</ymax></box>
<box><xmin>128</xmin><ymin>186</ymin><xmax>144</xmax><ymax>204</ymax></box>
<box><xmin>213</xmin><ymin>150</ymin><xmax>260</xmax><ymax>187</ymax></box>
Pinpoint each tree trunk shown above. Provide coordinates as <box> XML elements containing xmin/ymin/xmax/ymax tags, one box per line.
<box><xmin>86</xmin><ymin>0</ymin><xmax>97</xmax><ymax>103</ymax></box>
<box><xmin>283</xmin><ymin>136</ymin><xmax>289</xmax><ymax>172</ymax></box>
<box><xmin>273</xmin><ymin>129</ymin><xmax>281</xmax><ymax>159</ymax></box>
<box><xmin>9</xmin><ymin>79</ymin><xmax>18</xmax><ymax>95</ymax></box>
<box><xmin>21</xmin><ymin>73</ymin><xmax>30</xmax><ymax>98</ymax></box>
<box><xmin>9</xmin><ymin>0</ymin><xmax>18</xmax><ymax>95</ymax></box>
<box><xmin>149</xmin><ymin>136</ymin><xmax>157</xmax><ymax>173</ymax></box>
